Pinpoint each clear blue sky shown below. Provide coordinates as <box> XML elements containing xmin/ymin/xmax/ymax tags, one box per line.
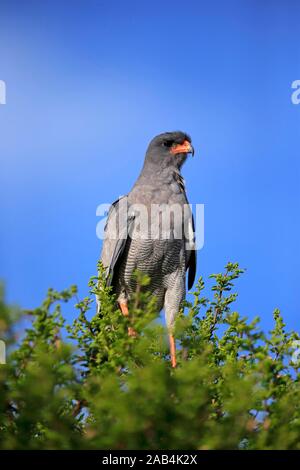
<box><xmin>0</xmin><ymin>0</ymin><xmax>299</xmax><ymax>331</ymax></box>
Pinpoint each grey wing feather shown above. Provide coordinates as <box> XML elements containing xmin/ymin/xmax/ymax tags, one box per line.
<box><xmin>100</xmin><ymin>195</ymin><xmax>134</xmax><ymax>286</ymax></box>
<box><xmin>97</xmin><ymin>195</ymin><xmax>134</xmax><ymax>312</ymax></box>
<box><xmin>185</xmin><ymin>212</ymin><xmax>197</xmax><ymax>290</ymax></box>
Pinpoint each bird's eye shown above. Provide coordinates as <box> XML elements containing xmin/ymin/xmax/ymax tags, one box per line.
<box><xmin>163</xmin><ymin>141</ymin><xmax>173</xmax><ymax>148</ymax></box>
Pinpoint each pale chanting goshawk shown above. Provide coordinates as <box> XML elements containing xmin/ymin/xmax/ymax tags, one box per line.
<box><xmin>98</xmin><ymin>131</ymin><xmax>196</xmax><ymax>367</ymax></box>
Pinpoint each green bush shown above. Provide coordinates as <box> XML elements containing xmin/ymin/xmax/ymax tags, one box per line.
<box><xmin>1</xmin><ymin>262</ymin><xmax>300</xmax><ymax>450</ymax></box>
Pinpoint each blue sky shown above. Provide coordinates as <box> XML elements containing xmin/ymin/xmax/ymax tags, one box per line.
<box><xmin>0</xmin><ymin>0</ymin><xmax>299</xmax><ymax>331</ymax></box>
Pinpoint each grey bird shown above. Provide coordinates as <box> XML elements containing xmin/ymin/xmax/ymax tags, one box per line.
<box><xmin>98</xmin><ymin>131</ymin><xmax>196</xmax><ymax>367</ymax></box>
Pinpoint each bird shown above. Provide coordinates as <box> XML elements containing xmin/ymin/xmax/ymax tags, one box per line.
<box><xmin>98</xmin><ymin>131</ymin><xmax>196</xmax><ymax>367</ymax></box>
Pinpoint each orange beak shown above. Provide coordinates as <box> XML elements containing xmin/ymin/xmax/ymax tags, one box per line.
<box><xmin>170</xmin><ymin>140</ymin><xmax>194</xmax><ymax>156</ymax></box>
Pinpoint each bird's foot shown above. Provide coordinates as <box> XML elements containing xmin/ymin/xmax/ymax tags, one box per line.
<box><xmin>128</xmin><ymin>326</ymin><xmax>137</xmax><ymax>337</ymax></box>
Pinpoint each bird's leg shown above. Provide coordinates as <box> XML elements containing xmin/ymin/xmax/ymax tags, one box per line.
<box><xmin>118</xmin><ymin>301</ymin><xmax>137</xmax><ymax>337</ymax></box>
<box><xmin>169</xmin><ymin>334</ymin><xmax>177</xmax><ymax>368</ymax></box>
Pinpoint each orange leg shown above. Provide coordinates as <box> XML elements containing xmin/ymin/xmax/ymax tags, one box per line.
<box><xmin>169</xmin><ymin>334</ymin><xmax>177</xmax><ymax>368</ymax></box>
<box><xmin>119</xmin><ymin>301</ymin><xmax>137</xmax><ymax>337</ymax></box>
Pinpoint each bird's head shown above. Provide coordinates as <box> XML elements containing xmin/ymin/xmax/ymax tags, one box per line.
<box><xmin>145</xmin><ymin>131</ymin><xmax>194</xmax><ymax>170</ymax></box>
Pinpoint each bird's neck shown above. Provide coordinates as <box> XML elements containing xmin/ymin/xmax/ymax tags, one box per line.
<box><xmin>141</xmin><ymin>160</ymin><xmax>183</xmax><ymax>177</ymax></box>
